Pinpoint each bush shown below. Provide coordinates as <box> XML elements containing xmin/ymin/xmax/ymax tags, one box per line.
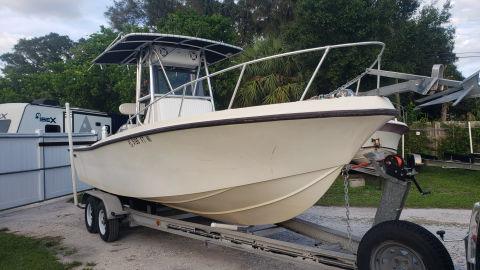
<box><xmin>404</xmin><ymin>122</ymin><xmax>434</xmax><ymax>155</ymax></box>
<box><xmin>437</xmin><ymin>123</ymin><xmax>470</xmax><ymax>156</ymax></box>
<box><xmin>437</xmin><ymin>123</ymin><xmax>480</xmax><ymax>155</ymax></box>
<box><xmin>404</xmin><ymin>121</ymin><xmax>480</xmax><ymax>157</ymax></box>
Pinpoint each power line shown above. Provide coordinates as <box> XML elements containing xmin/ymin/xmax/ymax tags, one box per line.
<box><xmin>421</xmin><ymin>52</ymin><xmax>480</xmax><ymax>59</ymax></box>
<box><xmin>423</xmin><ymin>52</ymin><xmax>480</xmax><ymax>56</ymax></box>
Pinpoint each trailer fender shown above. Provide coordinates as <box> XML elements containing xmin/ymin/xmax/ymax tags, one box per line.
<box><xmin>84</xmin><ymin>190</ymin><xmax>127</xmax><ymax>219</ymax></box>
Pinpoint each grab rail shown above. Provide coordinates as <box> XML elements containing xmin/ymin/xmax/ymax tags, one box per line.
<box><xmin>127</xmin><ymin>41</ymin><xmax>385</xmax><ymax>124</ymax></box>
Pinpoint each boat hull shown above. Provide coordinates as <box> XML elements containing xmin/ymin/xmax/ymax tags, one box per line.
<box><xmin>352</xmin><ymin>120</ymin><xmax>408</xmax><ymax>164</ymax></box>
<box><xmin>74</xmin><ymin>97</ymin><xmax>395</xmax><ymax>225</ymax></box>
<box><xmin>156</xmin><ymin>166</ymin><xmax>342</xmax><ymax>224</ymax></box>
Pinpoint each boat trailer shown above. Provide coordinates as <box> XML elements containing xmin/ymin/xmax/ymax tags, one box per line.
<box><xmin>79</xmin><ymin>153</ymin><xmax>453</xmax><ymax>270</ymax></box>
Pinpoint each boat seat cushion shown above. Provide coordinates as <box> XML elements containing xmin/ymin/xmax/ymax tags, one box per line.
<box><xmin>119</xmin><ymin>103</ymin><xmax>145</xmax><ymax>115</ymax></box>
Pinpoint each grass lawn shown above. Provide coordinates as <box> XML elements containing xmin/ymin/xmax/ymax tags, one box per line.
<box><xmin>0</xmin><ymin>228</ymin><xmax>82</xmax><ymax>270</ymax></box>
<box><xmin>317</xmin><ymin>166</ymin><xmax>480</xmax><ymax>209</ymax></box>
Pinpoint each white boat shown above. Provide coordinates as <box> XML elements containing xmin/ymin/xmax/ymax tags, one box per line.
<box><xmin>352</xmin><ymin>120</ymin><xmax>408</xmax><ymax>164</ymax></box>
<box><xmin>73</xmin><ymin>33</ymin><xmax>396</xmax><ymax>225</ymax></box>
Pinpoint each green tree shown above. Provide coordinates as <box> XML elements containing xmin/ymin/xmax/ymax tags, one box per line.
<box><xmin>152</xmin><ymin>11</ymin><xmax>239</xmax><ymax>109</ymax></box>
<box><xmin>0</xmin><ymin>33</ymin><xmax>73</xmax><ymax>75</ymax></box>
<box><xmin>233</xmin><ymin>37</ymin><xmax>304</xmax><ymax>107</ymax></box>
<box><xmin>104</xmin><ymin>0</ymin><xmax>297</xmax><ymax>45</ymax></box>
<box><xmin>0</xmin><ymin>28</ymin><xmax>135</xmax><ymax>113</ymax></box>
<box><xmin>438</xmin><ymin>123</ymin><xmax>472</xmax><ymax>156</ymax></box>
<box><xmin>57</xmin><ymin>27</ymin><xmax>136</xmax><ymax>113</ymax></box>
<box><xmin>281</xmin><ymin>0</ymin><xmax>464</xmax><ymax>114</ymax></box>
<box><xmin>105</xmin><ymin>0</ymin><xmax>203</xmax><ymax>31</ymax></box>
<box><xmin>106</xmin><ymin>0</ymin><xmax>168</xmax><ymax>31</ymax></box>
<box><xmin>156</xmin><ymin>10</ymin><xmax>236</xmax><ymax>43</ymax></box>
<box><xmin>1</xmin><ymin>0</ymin><xmax>472</xmax><ymax>119</ymax></box>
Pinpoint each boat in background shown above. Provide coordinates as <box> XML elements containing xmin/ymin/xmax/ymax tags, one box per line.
<box><xmin>73</xmin><ymin>33</ymin><xmax>396</xmax><ymax>225</ymax></box>
<box><xmin>352</xmin><ymin>119</ymin><xmax>408</xmax><ymax>164</ymax></box>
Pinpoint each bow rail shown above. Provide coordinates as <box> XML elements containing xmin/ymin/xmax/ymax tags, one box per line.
<box><xmin>127</xmin><ymin>41</ymin><xmax>386</xmax><ymax>124</ymax></box>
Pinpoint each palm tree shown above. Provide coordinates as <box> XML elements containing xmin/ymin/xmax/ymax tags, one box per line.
<box><xmin>233</xmin><ymin>37</ymin><xmax>305</xmax><ymax>107</ymax></box>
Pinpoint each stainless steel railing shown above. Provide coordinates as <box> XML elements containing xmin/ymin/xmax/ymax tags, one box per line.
<box><xmin>128</xmin><ymin>41</ymin><xmax>385</xmax><ymax>124</ymax></box>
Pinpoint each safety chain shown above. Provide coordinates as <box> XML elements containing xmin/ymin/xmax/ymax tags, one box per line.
<box><xmin>342</xmin><ymin>165</ymin><xmax>354</xmax><ymax>252</ymax></box>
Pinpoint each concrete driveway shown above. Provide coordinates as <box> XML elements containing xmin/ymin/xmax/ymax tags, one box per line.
<box><xmin>0</xmin><ymin>198</ymin><xmax>470</xmax><ymax>269</ymax></box>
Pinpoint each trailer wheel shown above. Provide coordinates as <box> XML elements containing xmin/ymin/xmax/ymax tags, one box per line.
<box><xmin>97</xmin><ymin>201</ymin><xmax>120</xmax><ymax>242</ymax></box>
<box><xmin>84</xmin><ymin>197</ymin><xmax>98</xmax><ymax>233</ymax></box>
<box><xmin>357</xmin><ymin>220</ymin><xmax>453</xmax><ymax>270</ymax></box>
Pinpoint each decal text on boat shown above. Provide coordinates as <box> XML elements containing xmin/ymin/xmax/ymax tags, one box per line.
<box><xmin>0</xmin><ymin>113</ymin><xmax>7</xmax><ymax>120</ymax></box>
<box><xmin>127</xmin><ymin>135</ymin><xmax>152</xmax><ymax>147</ymax></box>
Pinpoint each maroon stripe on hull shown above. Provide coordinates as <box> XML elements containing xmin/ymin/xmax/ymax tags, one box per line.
<box><xmin>76</xmin><ymin>108</ymin><xmax>397</xmax><ymax>151</ymax></box>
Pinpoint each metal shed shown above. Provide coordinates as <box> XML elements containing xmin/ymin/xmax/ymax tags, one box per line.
<box><xmin>0</xmin><ymin>132</ymin><xmax>97</xmax><ymax>210</ymax></box>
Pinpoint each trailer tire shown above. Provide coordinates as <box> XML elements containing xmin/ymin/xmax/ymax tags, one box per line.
<box><xmin>357</xmin><ymin>220</ymin><xmax>453</xmax><ymax>270</ymax></box>
<box><xmin>84</xmin><ymin>197</ymin><xmax>98</xmax><ymax>233</ymax></box>
<box><xmin>97</xmin><ymin>201</ymin><xmax>120</xmax><ymax>242</ymax></box>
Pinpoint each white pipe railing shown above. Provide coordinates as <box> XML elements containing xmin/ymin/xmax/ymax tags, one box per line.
<box><xmin>192</xmin><ymin>67</ymin><xmax>201</xmax><ymax>96</ymax></box>
<box><xmin>65</xmin><ymin>103</ymin><xmax>78</xmax><ymax>206</ymax></box>
<box><xmin>300</xmin><ymin>47</ymin><xmax>330</xmax><ymax>101</ymax></box>
<box><xmin>377</xmin><ymin>55</ymin><xmax>381</xmax><ymax>89</ymax></box>
<box><xmin>154</xmin><ymin>50</ymin><xmax>174</xmax><ymax>93</ymax></box>
<box><xmin>203</xmin><ymin>56</ymin><xmax>216</xmax><ymax>111</ymax></box>
<box><xmin>355</xmin><ymin>78</ymin><xmax>362</xmax><ymax>95</ymax></box>
<box><xmin>228</xmin><ymin>64</ymin><xmax>247</xmax><ymax>109</ymax></box>
<box><xmin>178</xmin><ymin>85</ymin><xmax>187</xmax><ymax>117</ymax></box>
<box><xmin>127</xmin><ymin>41</ymin><xmax>385</xmax><ymax>123</ymax></box>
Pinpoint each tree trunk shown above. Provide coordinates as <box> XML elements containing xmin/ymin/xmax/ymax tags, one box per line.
<box><xmin>441</xmin><ymin>103</ymin><xmax>448</xmax><ymax>121</ymax></box>
<box><xmin>395</xmin><ymin>92</ymin><xmax>401</xmax><ymax>114</ymax></box>
<box><xmin>394</xmin><ymin>79</ymin><xmax>402</xmax><ymax>120</ymax></box>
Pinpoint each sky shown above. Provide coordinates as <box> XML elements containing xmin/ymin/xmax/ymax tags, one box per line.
<box><xmin>0</xmin><ymin>0</ymin><xmax>109</xmax><ymax>55</ymax></box>
<box><xmin>449</xmin><ymin>0</ymin><xmax>480</xmax><ymax>76</ymax></box>
<box><xmin>0</xmin><ymin>0</ymin><xmax>478</xmax><ymax>77</ymax></box>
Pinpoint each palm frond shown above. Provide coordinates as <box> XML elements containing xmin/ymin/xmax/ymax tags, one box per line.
<box><xmin>264</xmin><ymin>83</ymin><xmax>291</xmax><ymax>104</ymax></box>
<box><xmin>237</xmin><ymin>79</ymin><xmax>262</xmax><ymax>107</ymax></box>
<box><xmin>234</xmin><ymin>37</ymin><xmax>304</xmax><ymax>106</ymax></box>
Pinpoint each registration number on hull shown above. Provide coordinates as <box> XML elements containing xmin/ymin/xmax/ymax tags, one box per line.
<box><xmin>127</xmin><ymin>135</ymin><xmax>152</xmax><ymax>147</ymax></box>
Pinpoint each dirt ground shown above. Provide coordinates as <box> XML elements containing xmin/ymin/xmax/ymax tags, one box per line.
<box><xmin>0</xmin><ymin>198</ymin><xmax>471</xmax><ymax>270</ymax></box>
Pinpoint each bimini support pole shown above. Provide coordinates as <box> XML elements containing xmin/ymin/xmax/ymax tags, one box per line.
<box><xmin>148</xmin><ymin>57</ymin><xmax>156</xmax><ymax>123</ymax></box>
<box><xmin>135</xmin><ymin>54</ymin><xmax>143</xmax><ymax>124</ymax></box>
<box><xmin>65</xmin><ymin>103</ymin><xmax>78</xmax><ymax>206</ymax></box>
<box><xmin>192</xmin><ymin>66</ymin><xmax>201</xmax><ymax>96</ymax></box>
<box><xmin>203</xmin><ymin>55</ymin><xmax>215</xmax><ymax>111</ymax></box>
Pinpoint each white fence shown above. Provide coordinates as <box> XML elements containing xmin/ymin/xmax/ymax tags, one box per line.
<box><xmin>0</xmin><ymin>133</ymin><xmax>96</xmax><ymax>210</ymax></box>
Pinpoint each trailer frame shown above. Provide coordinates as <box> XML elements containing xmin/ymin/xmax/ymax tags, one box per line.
<box><xmin>79</xmin><ymin>154</ymin><xmax>419</xmax><ymax>270</ymax></box>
